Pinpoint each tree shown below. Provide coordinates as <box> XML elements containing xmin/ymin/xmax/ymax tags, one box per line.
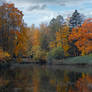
<box><xmin>14</xmin><ymin>25</ymin><xmax>29</xmax><ymax>57</ymax></box>
<box><xmin>61</xmin><ymin>26</ymin><xmax>70</xmax><ymax>56</ymax></box>
<box><xmin>69</xmin><ymin>18</ymin><xmax>92</xmax><ymax>55</ymax></box>
<box><xmin>32</xmin><ymin>28</ymin><xmax>40</xmax><ymax>47</ymax></box>
<box><xmin>56</xmin><ymin>31</ymin><xmax>62</xmax><ymax>47</ymax></box>
<box><xmin>47</xmin><ymin>46</ymin><xmax>64</xmax><ymax>62</ymax></box>
<box><xmin>56</xmin><ymin>25</ymin><xmax>70</xmax><ymax>56</ymax></box>
<box><xmin>0</xmin><ymin>3</ymin><xmax>24</xmax><ymax>56</ymax></box>
<box><xmin>31</xmin><ymin>28</ymin><xmax>42</xmax><ymax>60</ymax></box>
<box><xmin>39</xmin><ymin>24</ymin><xmax>49</xmax><ymax>50</ymax></box>
<box><xmin>68</xmin><ymin>10</ymin><xmax>84</xmax><ymax>56</ymax></box>
<box><xmin>50</xmin><ymin>15</ymin><xmax>64</xmax><ymax>30</ymax></box>
<box><xmin>49</xmin><ymin>15</ymin><xmax>64</xmax><ymax>41</ymax></box>
<box><xmin>69</xmin><ymin>10</ymin><xmax>84</xmax><ymax>28</ymax></box>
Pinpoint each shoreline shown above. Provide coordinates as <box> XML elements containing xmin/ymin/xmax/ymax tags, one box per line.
<box><xmin>0</xmin><ymin>55</ymin><xmax>92</xmax><ymax>68</ymax></box>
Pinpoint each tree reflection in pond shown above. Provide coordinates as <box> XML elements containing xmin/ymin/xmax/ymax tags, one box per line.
<box><xmin>0</xmin><ymin>65</ymin><xmax>92</xmax><ymax>92</ymax></box>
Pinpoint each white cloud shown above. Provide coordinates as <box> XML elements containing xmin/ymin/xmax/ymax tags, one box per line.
<box><xmin>2</xmin><ymin>0</ymin><xmax>92</xmax><ymax>26</ymax></box>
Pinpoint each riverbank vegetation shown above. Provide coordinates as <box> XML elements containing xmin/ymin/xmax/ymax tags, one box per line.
<box><xmin>0</xmin><ymin>3</ymin><xmax>92</xmax><ymax>63</ymax></box>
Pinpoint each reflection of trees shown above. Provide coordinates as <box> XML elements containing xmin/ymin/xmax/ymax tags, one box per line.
<box><xmin>32</xmin><ymin>67</ymin><xmax>40</xmax><ymax>92</ymax></box>
<box><xmin>0</xmin><ymin>67</ymin><xmax>33</xmax><ymax>92</ymax></box>
<box><xmin>0</xmin><ymin>66</ymin><xmax>41</xmax><ymax>92</ymax></box>
<box><xmin>56</xmin><ymin>71</ymin><xmax>69</xmax><ymax>92</ymax></box>
<box><xmin>69</xmin><ymin>73</ymin><xmax>92</xmax><ymax>92</ymax></box>
<box><xmin>1</xmin><ymin>66</ymin><xmax>92</xmax><ymax>92</ymax></box>
<box><xmin>49</xmin><ymin>70</ymin><xmax>70</xmax><ymax>92</ymax></box>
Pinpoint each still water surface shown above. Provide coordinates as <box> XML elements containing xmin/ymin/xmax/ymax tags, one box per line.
<box><xmin>0</xmin><ymin>64</ymin><xmax>92</xmax><ymax>92</ymax></box>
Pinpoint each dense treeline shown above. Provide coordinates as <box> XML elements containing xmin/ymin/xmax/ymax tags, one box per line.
<box><xmin>0</xmin><ymin>3</ymin><xmax>92</xmax><ymax>62</ymax></box>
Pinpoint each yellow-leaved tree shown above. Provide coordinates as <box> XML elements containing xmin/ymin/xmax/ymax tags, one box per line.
<box><xmin>56</xmin><ymin>25</ymin><xmax>70</xmax><ymax>56</ymax></box>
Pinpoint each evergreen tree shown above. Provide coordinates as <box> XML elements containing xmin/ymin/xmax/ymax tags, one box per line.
<box><xmin>69</xmin><ymin>10</ymin><xmax>83</xmax><ymax>28</ymax></box>
<box><xmin>49</xmin><ymin>15</ymin><xmax>64</xmax><ymax>41</ymax></box>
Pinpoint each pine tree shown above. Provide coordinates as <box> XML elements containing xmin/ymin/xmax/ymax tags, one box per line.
<box><xmin>69</xmin><ymin>10</ymin><xmax>83</xmax><ymax>28</ymax></box>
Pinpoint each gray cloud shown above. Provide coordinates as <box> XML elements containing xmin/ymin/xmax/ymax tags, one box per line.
<box><xmin>5</xmin><ymin>0</ymin><xmax>92</xmax><ymax>26</ymax></box>
<box><xmin>11</xmin><ymin>0</ymin><xmax>89</xmax><ymax>5</ymax></box>
<box><xmin>6</xmin><ymin>0</ymin><xmax>91</xmax><ymax>11</ymax></box>
<box><xmin>6</xmin><ymin>0</ymin><xmax>89</xmax><ymax>13</ymax></box>
<box><xmin>6</xmin><ymin>0</ymin><xmax>88</xmax><ymax>6</ymax></box>
<box><xmin>28</xmin><ymin>4</ymin><xmax>46</xmax><ymax>11</ymax></box>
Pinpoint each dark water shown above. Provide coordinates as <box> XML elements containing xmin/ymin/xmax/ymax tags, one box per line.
<box><xmin>0</xmin><ymin>64</ymin><xmax>92</xmax><ymax>92</ymax></box>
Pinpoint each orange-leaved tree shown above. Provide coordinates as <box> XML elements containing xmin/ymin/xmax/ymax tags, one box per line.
<box><xmin>69</xmin><ymin>18</ymin><xmax>92</xmax><ymax>56</ymax></box>
<box><xmin>0</xmin><ymin>3</ymin><xmax>24</xmax><ymax>56</ymax></box>
<box><xmin>14</xmin><ymin>26</ymin><xmax>29</xmax><ymax>57</ymax></box>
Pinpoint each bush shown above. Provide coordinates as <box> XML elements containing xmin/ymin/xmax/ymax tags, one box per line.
<box><xmin>88</xmin><ymin>53</ymin><xmax>92</xmax><ymax>56</ymax></box>
<box><xmin>47</xmin><ymin>47</ymin><xmax>64</xmax><ymax>62</ymax></box>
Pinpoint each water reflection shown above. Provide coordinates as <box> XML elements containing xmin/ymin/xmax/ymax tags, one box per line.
<box><xmin>0</xmin><ymin>65</ymin><xmax>92</xmax><ymax>92</ymax></box>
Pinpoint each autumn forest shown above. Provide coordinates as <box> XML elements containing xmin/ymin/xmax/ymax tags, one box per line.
<box><xmin>1</xmin><ymin>2</ymin><xmax>92</xmax><ymax>92</ymax></box>
<box><xmin>0</xmin><ymin>3</ymin><xmax>92</xmax><ymax>63</ymax></box>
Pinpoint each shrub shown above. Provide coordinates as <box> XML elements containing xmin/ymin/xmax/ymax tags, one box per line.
<box><xmin>88</xmin><ymin>53</ymin><xmax>92</xmax><ymax>56</ymax></box>
<box><xmin>47</xmin><ymin>47</ymin><xmax>64</xmax><ymax>62</ymax></box>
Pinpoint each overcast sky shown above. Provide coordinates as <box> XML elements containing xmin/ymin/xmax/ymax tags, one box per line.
<box><xmin>1</xmin><ymin>0</ymin><xmax>92</xmax><ymax>26</ymax></box>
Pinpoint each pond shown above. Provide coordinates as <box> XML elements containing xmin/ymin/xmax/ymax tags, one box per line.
<box><xmin>0</xmin><ymin>64</ymin><xmax>92</xmax><ymax>92</ymax></box>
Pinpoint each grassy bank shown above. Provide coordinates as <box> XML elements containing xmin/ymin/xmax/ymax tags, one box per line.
<box><xmin>0</xmin><ymin>55</ymin><xmax>92</xmax><ymax>66</ymax></box>
<box><xmin>62</xmin><ymin>56</ymin><xmax>92</xmax><ymax>65</ymax></box>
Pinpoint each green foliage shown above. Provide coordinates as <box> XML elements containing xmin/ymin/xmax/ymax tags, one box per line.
<box><xmin>47</xmin><ymin>47</ymin><xmax>64</xmax><ymax>61</ymax></box>
<box><xmin>48</xmin><ymin>15</ymin><xmax>64</xmax><ymax>41</ymax></box>
<box><xmin>88</xmin><ymin>53</ymin><xmax>92</xmax><ymax>56</ymax></box>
